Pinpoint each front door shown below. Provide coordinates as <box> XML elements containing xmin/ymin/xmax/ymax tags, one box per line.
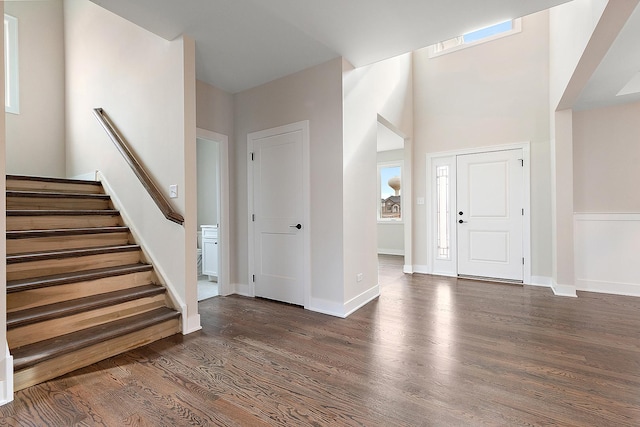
<box><xmin>457</xmin><ymin>149</ymin><xmax>523</xmax><ymax>281</ymax></box>
<box><xmin>250</xmin><ymin>124</ymin><xmax>307</xmax><ymax>305</ymax></box>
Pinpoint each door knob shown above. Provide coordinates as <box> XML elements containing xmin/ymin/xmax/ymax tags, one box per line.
<box><xmin>289</xmin><ymin>224</ymin><xmax>302</xmax><ymax>230</ymax></box>
<box><xmin>458</xmin><ymin>219</ymin><xmax>467</xmax><ymax>224</ymax></box>
<box><xmin>459</xmin><ymin>211</ymin><xmax>464</xmax><ymax>215</ymax></box>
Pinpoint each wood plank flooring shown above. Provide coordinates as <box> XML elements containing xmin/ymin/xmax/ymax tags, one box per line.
<box><xmin>3</xmin><ymin>256</ymin><xmax>640</xmax><ymax>426</ymax></box>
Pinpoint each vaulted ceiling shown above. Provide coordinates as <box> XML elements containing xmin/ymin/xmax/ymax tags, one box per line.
<box><xmin>90</xmin><ymin>0</ymin><xmax>572</xmax><ymax>94</ymax></box>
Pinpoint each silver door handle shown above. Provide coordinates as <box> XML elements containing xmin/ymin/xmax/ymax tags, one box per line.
<box><xmin>289</xmin><ymin>224</ymin><xmax>302</xmax><ymax>230</ymax></box>
<box><xmin>458</xmin><ymin>220</ymin><xmax>467</xmax><ymax>224</ymax></box>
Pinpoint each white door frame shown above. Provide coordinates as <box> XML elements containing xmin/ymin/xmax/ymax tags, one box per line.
<box><xmin>247</xmin><ymin>121</ymin><xmax>311</xmax><ymax>307</ymax></box>
<box><xmin>196</xmin><ymin>128</ymin><xmax>231</xmax><ymax>296</ymax></box>
<box><xmin>426</xmin><ymin>142</ymin><xmax>531</xmax><ymax>284</ymax></box>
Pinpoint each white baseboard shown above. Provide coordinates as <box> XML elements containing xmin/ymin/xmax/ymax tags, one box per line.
<box><xmin>403</xmin><ymin>265</ymin><xmax>413</xmax><ymax>274</ymax></box>
<box><xmin>307</xmin><ymin>285</ymin><xmax>380</xmax><ymax>318</ymax></box>
<box><xmin>413</xmin><ymin>265</ymin><xmax>430</xmax><ymax>275</ymax></box>
<box><xmin>377</xmin><ymin>248</ymin><xmax>404</xmax><ymax>256</ymax></box>
<box><xmin>576</xmin><ymin>278</ymin><xmax>640</xmax><ymax>297</ymax></box>
<box><xmin>343</xmin><ymin>285</ymin><xmax>380</xmax><ymax>317</ymax></box>
<box><xmin>70</xmin><ymin>171</ymin><xmax>98</xmax><ymax>181</ymax></box>
<box><xmin>235</xmin><ymin>283</ymin><xmax>253</xmax><ymax>297</ymax></box>
<box><xmin>183</xmin><ymin>313</ymin><xmax>202</xmax><ymax>334</ymax></box>
<box><xmin>529</xmin><ymin>275</ymin><xmax>552</xmax><ymax>287</ymax></box>
<box><xmin>307</xmin><ymin>296</ymin><xmax>347</xmax><ymax>318</ymax></box>
<box><xmin>0</xmin><ymin>344</ymin><xmax>13</xmax><ymax>406</ymax></box>
<box><xmin>551</xmin><ymin>279</ymin><xmax>577</xmax><ymax>297</ymax></box>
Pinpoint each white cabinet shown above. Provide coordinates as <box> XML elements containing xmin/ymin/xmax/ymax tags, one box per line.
<box><xmin>201</xmin><ymin>225</ymin><xmax>218</xmax><ymax>278</ymax></box>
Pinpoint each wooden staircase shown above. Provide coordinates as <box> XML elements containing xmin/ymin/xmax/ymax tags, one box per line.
<box><xmin>5</xmin><ymin>175</ymin><xmax>181</xmax><ymax>391</ymax></box>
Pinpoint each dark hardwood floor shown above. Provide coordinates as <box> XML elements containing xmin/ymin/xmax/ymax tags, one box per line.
<box><xmin>2</xmin><ymin>259</ymin><xmax>640</xmax><ymax>426</ymax></box>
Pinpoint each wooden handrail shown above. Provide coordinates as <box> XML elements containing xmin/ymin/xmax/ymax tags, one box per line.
<box><xmin>92</xmin><ymin>108</ymin><xmax>184</xmax><ymax>225</ymax></box>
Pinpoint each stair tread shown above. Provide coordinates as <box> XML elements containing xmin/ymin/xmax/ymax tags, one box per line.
<box><xmin>7</xmin><ymin>263</ymin><xmax>154</xmax><ymax>293</ymax></box>
<box><xmin>7</xmin><ymin>244</ymin><xmax>141</xmax><ymax>264</ymax></box>
<box><xmin>7</xmin><ymin>209</ymin><xmax>119</xmax><ymax>216</ymax></box>
<box><xmin>6</xmin><ymin>190</ymin><xmax>111</xmax><ymax>200</ymax></box>
<box><xmin>12</xmin><ymin>307</ymin><xmax>180</xmax><ymax>371</ymax></box>
<box><xmin>6</xmin><ymin>175</ymin><xmax>101</xmax><ymax>186</ymax></box>
<box><xmin>7</xmin><ymin>284</ymin><xmax>166</xmax><ymax>329</ymax></box>
<box><xmin>7</xmin><ymin>226</ymin><xmax>130</xmax><ymax>239</ymax></box>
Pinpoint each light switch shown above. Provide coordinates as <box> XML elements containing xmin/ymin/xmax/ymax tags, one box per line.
<box><xmin>169</xmin><ymin>184</ymin><xmax>178</xmax><ymax>199</ymax></box>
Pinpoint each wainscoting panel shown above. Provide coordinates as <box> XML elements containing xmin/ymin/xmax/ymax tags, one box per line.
<box><xmin>574</xmin><ymin>213</ymin><xmax>640</xmax><ymax>296</ymax></box>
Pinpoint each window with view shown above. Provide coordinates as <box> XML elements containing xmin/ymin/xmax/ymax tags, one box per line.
<box><xmin>429</xmin><ymin>18</ymin><xmax>521</xmax><ymax>57</ymax></box>
<box><xmin>379</xmin><ymin>164</ymin><xmax>402</xmax><ymax>221</ymax></box>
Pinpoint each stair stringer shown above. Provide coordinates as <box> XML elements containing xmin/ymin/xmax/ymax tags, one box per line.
<box><xmin>96</xmin><ymin>171</ymin><xmax>201</xmax><ymax>334</ymax></box>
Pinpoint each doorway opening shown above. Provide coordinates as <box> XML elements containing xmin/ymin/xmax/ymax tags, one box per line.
<box><xmin>196</xmin><ymin>129</ymin><xmax>230</xmax><ymax>301</ymax></box>
<box><xmin>376</xmin><ymin>120</ymin><xmax>407</xmax><ymax>285</ymax></box>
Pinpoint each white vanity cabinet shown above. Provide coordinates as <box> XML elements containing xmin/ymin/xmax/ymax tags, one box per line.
<box><xmin>201</xmin><ymin>225</ymin><xmax>218</xmax><ymax>278</ymax></box>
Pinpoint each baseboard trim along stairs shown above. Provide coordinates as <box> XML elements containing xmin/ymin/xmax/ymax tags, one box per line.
<box><xmin>5</xmin><ymin>174</ymin><xmax>181</xmax><ymax>391</ymax></box>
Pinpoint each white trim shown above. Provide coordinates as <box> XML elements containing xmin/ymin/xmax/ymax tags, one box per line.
<box><xmin>426</xmin><ymin>142</ymin><xmax>532</xmax><ymax>284</ymax></box>
<box><xmin>551</xmin><ymin>279</ymin><xmax>577</xmax><ymax>297</ymax></box>
<box><xmin>307</xmin><ymin>296</ymin><xmax>346</xmax><ymax>318</ymax></box>
<box><xmin>247</xmin><ymin>121</ymin><xmax>311</xmax><ymax>308</ymax></box>
<box><xmin>530</xmin><ymin>276</ymin><xmax>553</xmax><ymax>288</ymax></box>
<box><xmin>196</xmin><ymin>128</ymin><xmax>231</xmax><ymax>297</ymax></box>
<box><xmin>4</xmin><ymin>14</ymin><xmax>19</xmax><ymax>114</ymax></box>
<box><xmin>97</xmin><ymin>171</ymin><xmax>199</xmax><ymax>334</ymax></box>
<box><xmin>343</xmin><ymin>285</ymin><xmax>380</xmax><ymax>317</ymax></box>
<box><xmin>377</xmin><ymin>248</ymin><xmax>404</xmax><ymax>256</ymax></box>
<box><xmin>403</xmin><ymin>265</ymin><xmax>413</xmax><ymax>274</ymax></box>
<box><xmin>235</xmin><ymin>283</ymin><xmax>253</xmax><ymax>298</ymax></box>
<box><xmin>413</xmin><ymin>265</ymin><xmax>430</xmax><ymax>275</ymax></box>
<box><xmin>574</xmin><ymin>213</ymin><xmax>640</xmax><ymax>221</ymax></box>
<box><xmin>576</xmin><ymin>279</ymin><xmax>640</xmax><ymax>297</ymax></box>
<box><xmin>0</xmin><ymin>343</ymin><xmax>13</xmax><ymax>405</ymax></box>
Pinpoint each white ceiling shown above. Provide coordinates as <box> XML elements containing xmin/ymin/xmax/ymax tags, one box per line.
<box><xmin>90</xmin><ymin>0</ymin><xmax>572</xmax><ymax>94</ymax></box>
<box><xmin>574</xmin><ymin>3</ymin><xmax>640</xmax><ymax>110</ymax></box>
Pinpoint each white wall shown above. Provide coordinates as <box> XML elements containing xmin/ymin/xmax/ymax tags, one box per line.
<box><xmin>5</xmin><ymin>0</ymin><xmax>66</xmax><ymax>177</ymax></box>
<box><xmin>342</xmin><ymin>53</ymin><xmax>413</xmax><ymax>310</ymax></box>
<box><xmin>573</xmin><ymin>101</ymin><xmax>640</xmax><ymax>212</ymax></box>
<box><xmin>0</xmin><ymin>0</ymin><xmax>11</xmax><ymax>405</ymax></box>
<box><xmin>196</xmin><ymin>138</ymin><xmax>219</xmax><ymax>227</ymax></box>
<box><xmin>413</xmin><ymin>11</ymin><xmax>551</xmax><ymax>278</ymax></box>
<box><xmin>234</xmin><ymin>58</ymin><xmax>345</xmax><ymax>313</ymax></box>
<box><xmin>64</xmin><ymin>0</ymin><xmax>199</xmax><ymax>333</ymax></box>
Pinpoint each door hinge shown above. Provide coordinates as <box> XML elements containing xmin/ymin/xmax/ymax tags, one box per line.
<box><xmin>519</xmin><ymin>158</ymin><xmax>524</xmax><ymax>167</ymax></box>
<box><xmin>522</xmin><ymin>257</ymin><xmax>525</xmax><ymax>265</ymax></box>
<box><xmin>251</xmin><ymin>152</ymin><xmax>254</xmax><ymax>161</ymax></box>
<box><xmin>252</xmin><ymin>214</ymin><xmax>255</xmax><ymax>222</ymax></box>
<box><xmin>522</xmin><ymin>208</ymin><xmax>524</xmax><ymax>216</ymax></box>
<box><xmin>252</xmin><ymin>274</ymin><xmax>255</xmax><ymax>282</ymax></box>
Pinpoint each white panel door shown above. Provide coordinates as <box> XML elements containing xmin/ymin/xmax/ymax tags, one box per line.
<box><xmin>457</xmin><ymin>149</ymin><xmax>523</xmax><ymax>281</ymax></box>
<box><xmin>253</xmin><ymin>129</ymin><xmax>305</xmax><ymax>305</ymax></box>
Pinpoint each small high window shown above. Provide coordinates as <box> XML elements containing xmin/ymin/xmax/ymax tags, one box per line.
<box><xmin>429</xmin><ymin>18</ymin><xmax>521</xmax><ymax>57</ymax></box>
<box><xmin>5</xmin><ymin>13</ymin><xmax>19</xmax><ymax>114</ymax></box>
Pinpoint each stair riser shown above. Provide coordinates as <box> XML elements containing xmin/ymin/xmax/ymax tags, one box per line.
<box><xmin>7</xmin><ymin>270</ymin><xmax>156</xmax><ymax>312</ymax></box>
<box><xmin>7</xmin><ymin>197</ymin><xmax>111</xmax><ymax>210</ymax></box>
<box><xmin>7</xmin><ymin>232</ymin><xmax>131</xmax><ymax>255</ymax></box>
<box><xmin>6</xmin><ymin>180</ymin><xmax>103</xmax><ymax>194</ymax></box>
<box><xmin>7</xmin><ymin>215</ymin><xmax>121</xmax><ymax>231</ymax></box>
<box><xmin>8</xmin><ymin>251</ymin><xmax>141</xmax><ymax>281</ymax></box>
<box><xmin>13</xmin><ymin>318</ymin><xmax>180</xmax><ymax>391</ymax></box>
<box><xmin>8</xmin><ymin>294</ymin><xmax>168</xmax><ymax>349</ymax></box>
